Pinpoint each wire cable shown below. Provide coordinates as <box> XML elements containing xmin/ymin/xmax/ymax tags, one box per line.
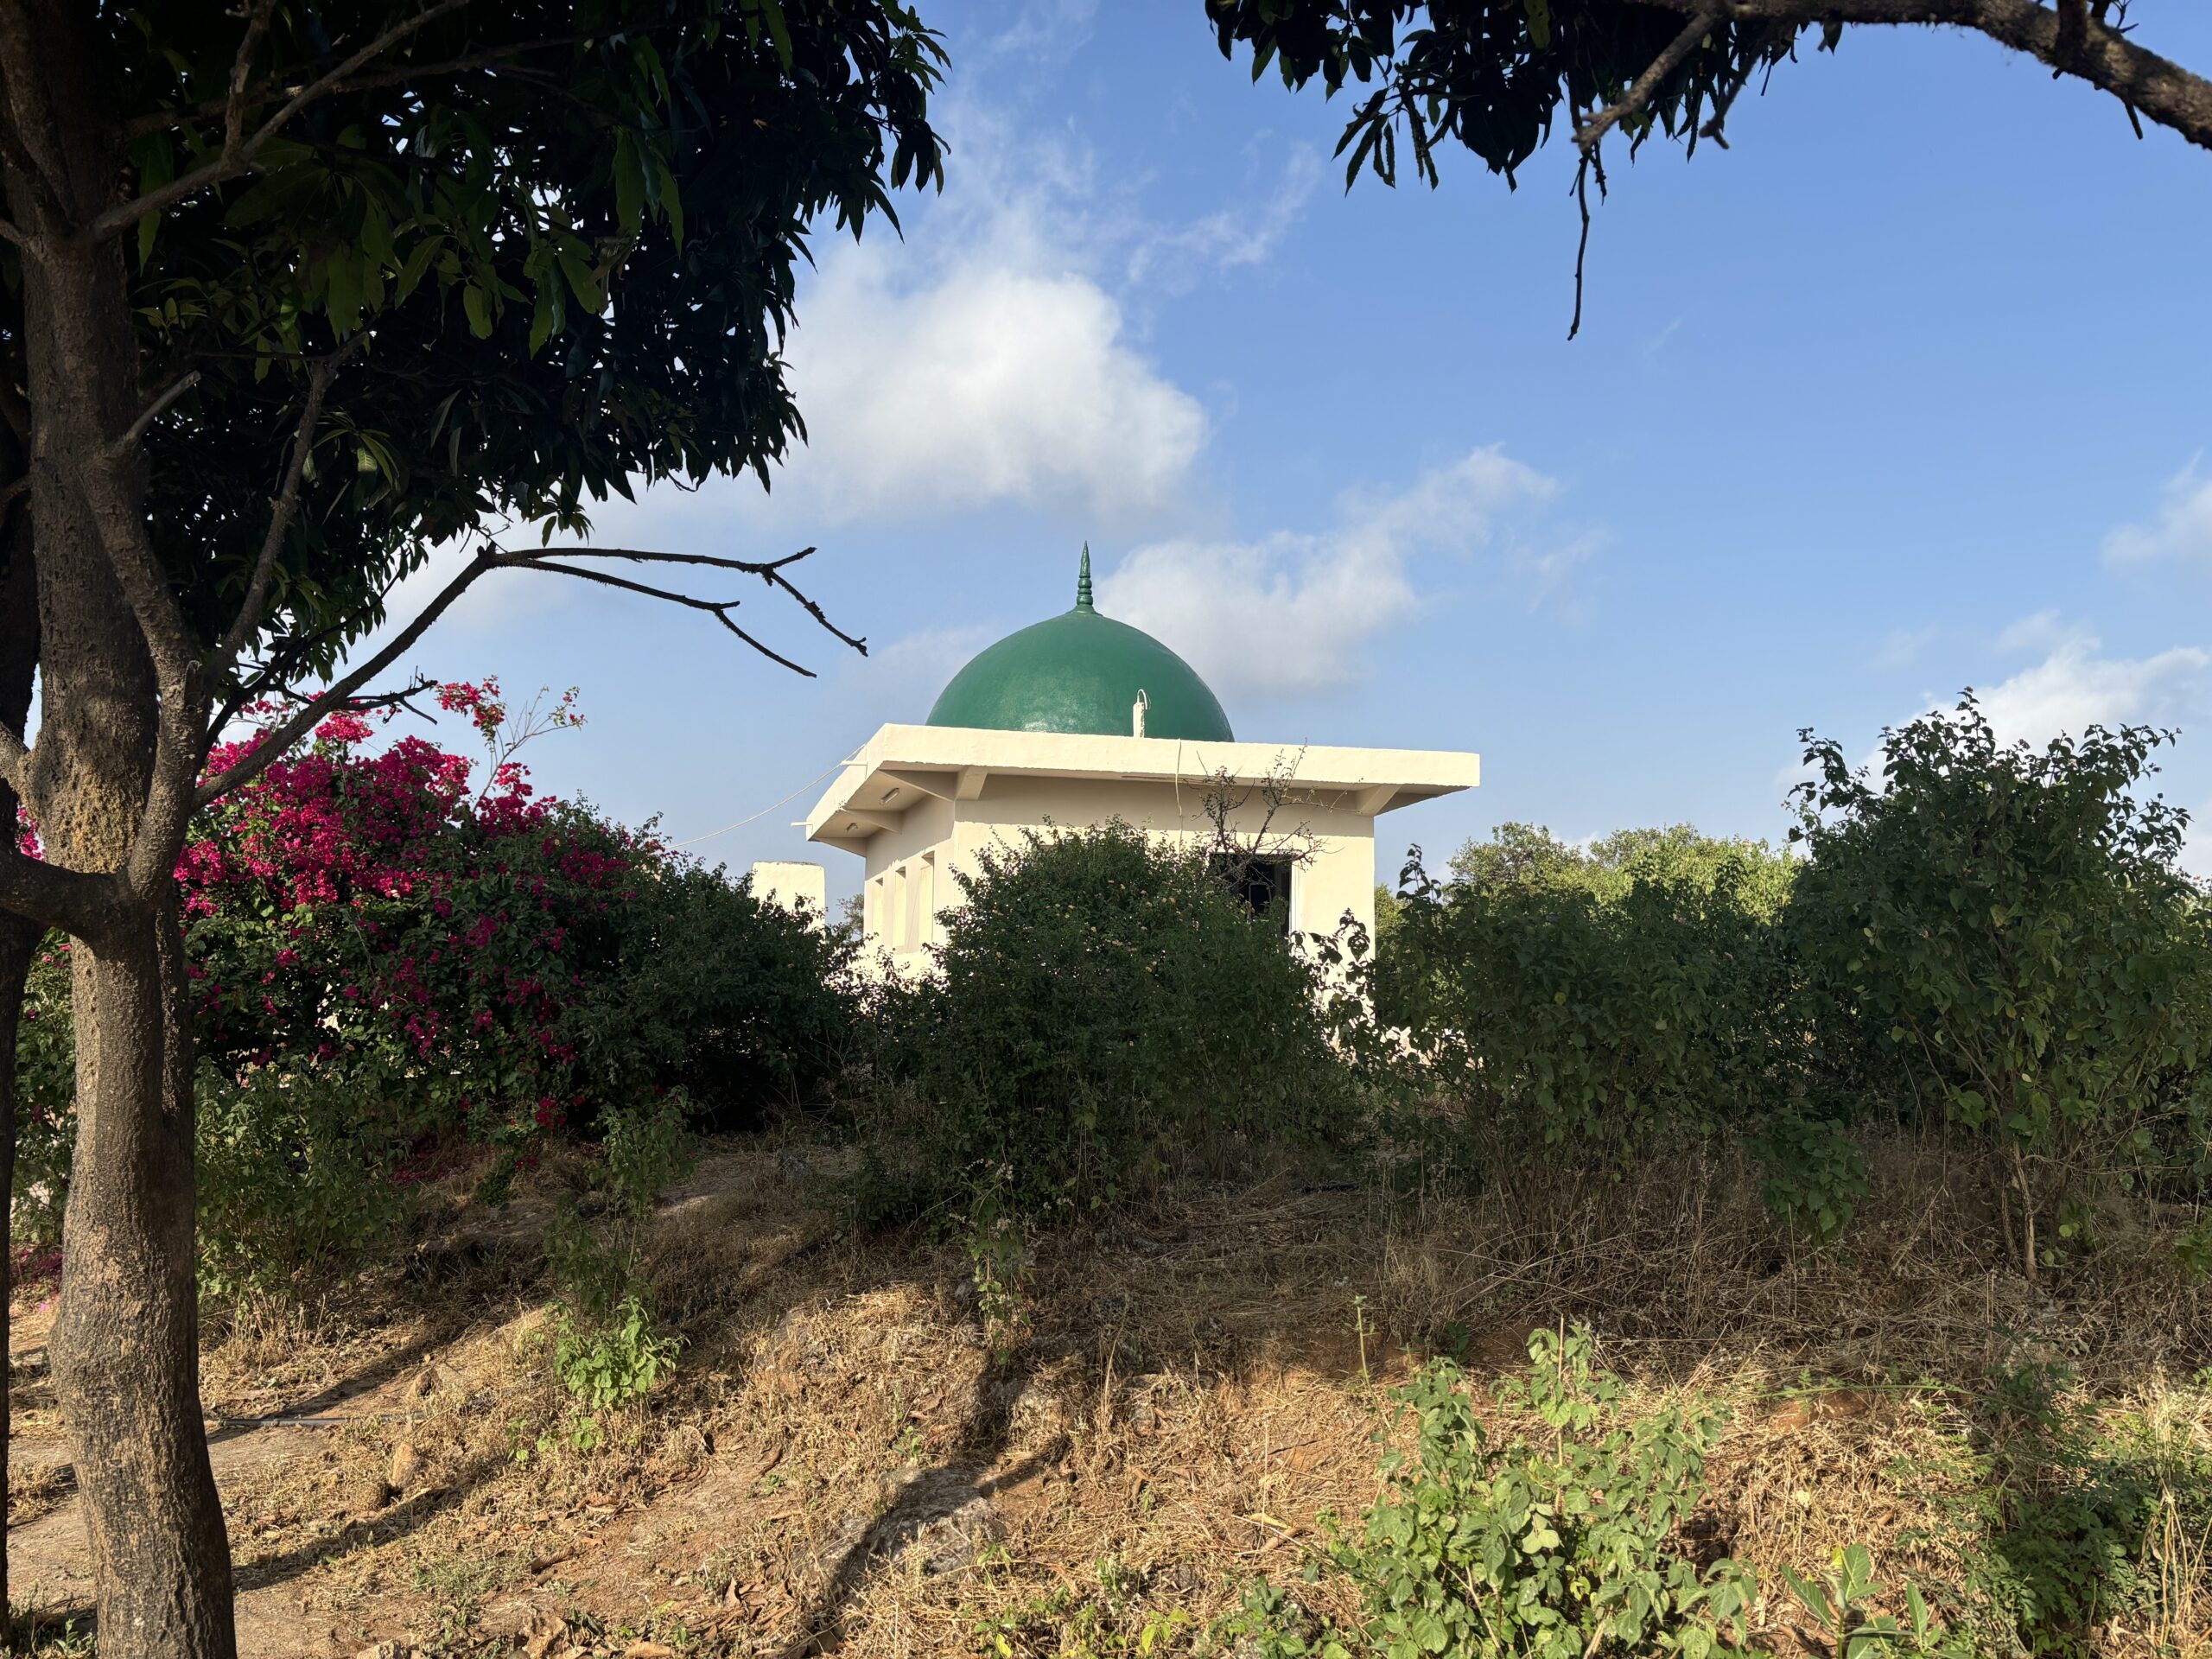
<box><xmin>673</xmin><ymin>758</ymin><xmax>850</xmax><ymax>849</ymax></box>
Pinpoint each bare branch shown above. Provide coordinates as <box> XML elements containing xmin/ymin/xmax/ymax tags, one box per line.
<box><xmin>0</xmin><ymin>845</ymin><xmax>120</xmax><ymax>940</ymax></box>
<box><xmin>507</xmin><ymin>558</ymin><xmax>818</xmax><ymax>676</ymax></box>
<box><xmin>0</xmin><ymin>217</ymin><xmax>27</xmax><ymax>251</ymax></box>
<box><xmin>546</xmin><ymin>545</ymin><xmax>868</xmax><ymax>654</ymax></box>
<box><xmin>225</xmin><ymin>0</ymin><xmax>279</xmax><ymax>156</ymax></box>
<box><xmin>194</xmin><ymin>543</ymin><xmax>509</xmax><ymax>807</ymax></box>
<box><xmin>213</xmin><ymin>344</ymin><xmax>355</xmax><ymax>671</ymax></box>
<box><xmin>108</xmin><ymin>370</ymin><xmax>201</xmax><ymax>455</ymax></box>
<box><xmin>86</xmin><ymin>0</ymin><xmax>472</xmax><ymax>244</ymax></box>
<box><xmin>1576</xmin><ymin>5</ymin><xmax>1726</xmax><ymax>154</ymax></box>
<box><xmin>196</xmin><ymin>538</ymin><xmax>865</xmax><ymax>805</ymax></box>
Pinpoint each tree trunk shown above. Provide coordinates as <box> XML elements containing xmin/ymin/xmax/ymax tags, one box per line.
<box><xmin>48</xmin><ymin>899</ymin><xmax>232</xmax><ymax>1656</ymax></box>
<box><xmin>3</xmin><ymin>334</ymin><xmax>37</xmax><ymax>1626</ymax></box>
<box><xmin>0</xmin><ymin>910</ymin><xmax>30</xmax><ymax>1625</ymax></box>
<box><xmin>3</xmin><ymin>8</ymin><xmax>238</xmax><ymax>1649</ymax></box>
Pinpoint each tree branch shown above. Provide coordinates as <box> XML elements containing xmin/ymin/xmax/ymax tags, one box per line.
<box><xmin>537</xmin><ymin>545</ymin><xmax>868</xmax><ymax>653</ymax></box>
<box><xmin>194</xmin><ymin>542</ymin><xmax>510</xmax><ymax>807</ymax></box>
<box><xmin>506</xmin><ymin>557</ymin><xmax>818</xmax><ymax>676</ymax></box>
<box><xmin>213</xmin><ymin>344</ymin><xmax>355</xmax><ymax>673</ymax></box>
<box><xmin>225</xmin><ymin>0</ymin><xmax>279</xmax><ymax>156</ymax></box>
<box><xmin>1576</xmin><ymin>5</ymin><xmax>1726</xmax><ymax>154</ymax></box>
<box><xmin>0</xmin><ymin>846</ymin><xmax>119</xmax><ymax>940</ymax></box>
<box><xmin>0</xmin><ymin>73</ymin><xmax>69</xmax><ymax>236</ymax></box>
<box><xmin>121</xmin><ymin>39</ymin><xmax>582</xmax><ymax>138</ymax></box>
<box><xmin>196</xmin><ymin>540</ymin><xmax>863</xmax><ymax>806</ymax></box>
<box><xmin>108</xmin><ymin>371</ymin><xmax>201</xmax><ymax>455</ymax></box>
<box><xmin>85</xmin><ymin>0</ymin><xmax>472</xmax><ymax>244</ymax></box>
<box><xmin>1633</xmin><ymin>0</ymin><xmax>2212</xmax><ymax>152</ymax></box>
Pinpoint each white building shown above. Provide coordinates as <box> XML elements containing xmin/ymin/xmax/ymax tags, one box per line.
<box><xmin>784</xmin><ymin>552</ymin><xmax>1478</xmax><ymax>975</ymax></box>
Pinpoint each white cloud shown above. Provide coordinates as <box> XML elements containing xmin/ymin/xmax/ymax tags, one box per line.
<box><xmin>978</xmin><ymin>0</ymin><xmax>1100</xmax><ymax>69</ymax></box>
<box><xmin>1096</xmin><ymin>444</ymin><xmax>1571</xmax><ymax>698</ymax></box>
<box><xmin>1126</xmin><ymin>146</ymin><xmax>1323</xmax><ymax>293</ymax></box>
<box><xmin>784</xmin><ymin>237</ymin><xmax>1206</xmax><ymax>523</ymax></box>
<box><xmin>1975</xmin><ymin>629</ymin><xmax>2210</xmax><ymax>749</ymax></box>
<box><xmin>2102</xmin><ymin>460</ymin><xmax>2212</xmax><ymax>568</ymax></box>
<box><xmin>1101</xmin><ymin>532</ymin><xmax>1416</xmax><ymax>700</ymax></box>
<box><xmin>1995</xmin><ymin>610</ymin><xmax>2066</xmax><ymax>654</ymax></box>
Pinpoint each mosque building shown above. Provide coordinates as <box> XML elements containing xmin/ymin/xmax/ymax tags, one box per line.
<box><xmin>760</xmin><ymin>550</ymin><xmax>1478</xmax><ymax>974</ymax></box>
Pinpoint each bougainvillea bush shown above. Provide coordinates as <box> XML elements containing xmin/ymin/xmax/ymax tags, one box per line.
<box><xmin>16</xmin><ymin>683</ymin><xmax>856</xmax><ymax>1277</ymax></box>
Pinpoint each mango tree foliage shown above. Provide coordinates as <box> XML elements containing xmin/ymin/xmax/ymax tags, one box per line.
<box><xmin>1199</xmin><ymin>1</ymin><xmax>2212</xmax><ymax>333</ymax></box>
<box><xmin>0</xmin><ymin>6</ymin><xmax>944</xmax><ymax>1652</ymax></box>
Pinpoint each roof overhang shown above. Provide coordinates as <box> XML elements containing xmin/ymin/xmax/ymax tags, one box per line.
<box><xmin>804</xmin><ymin>722</ymin><xmax>1479</xmax><ymax>849</ymax></box>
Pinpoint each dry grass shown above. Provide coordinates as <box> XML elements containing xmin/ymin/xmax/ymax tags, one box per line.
<box><xmin>10</xmin><ymin>1127</ymin><xmax>2212</xmax><ymax>1657</ymax></box>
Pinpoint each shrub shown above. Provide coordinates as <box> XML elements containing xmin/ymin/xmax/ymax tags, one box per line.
<box><xmin>870</xmin><ymin>823</ymin><xmax>1353</xmax><ymax>1220</ymax></box>
<box><xmin>11</xmin><ymin>934</ymin><xmax>77</xmax><ymax>1249</ymax></box>
<box><xmin>567</xmin><ymin>861</ymin><xmax>856</xmax><ymax>1126</ymax></box>
<box><xmin>1375</xmin><ymin>841</ymin><xmax>1796</xmax><ymax>1151</ymax></box>
<box><xmin>1752</xmin><ymin>1112</ymin><xmax>1870</xmax><ymax>1249</ymax></box>
<box><xmin>1787</xmin><ymin>696</ymin><xmax>2212</xmax><ymax>1274</ymax></box>
<box><xmin>14</xmin><ymin>683</ymin><xmax>850</xmax><ymax>1283</ymax></box>
<box><xmin>1243</xmin><ymin>1327</ymin><xmax>1759</xmax><ymax>1658</ymax></box>
<box><xmin>194</xmin><ymin>1057</ymin><xmax>415</xmax><ymax>1296</ymax></box>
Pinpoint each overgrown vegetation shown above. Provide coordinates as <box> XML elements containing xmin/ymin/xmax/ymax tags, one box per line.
<box><xmin>858</xmin><ymin>822</ymin><xmax>1353</xmax><ymax>1223</ymax></box>
<box><xmin>8</xmin><ymin>696</ymin><xmax>2212</xmax><ymax>1653</ymax></box>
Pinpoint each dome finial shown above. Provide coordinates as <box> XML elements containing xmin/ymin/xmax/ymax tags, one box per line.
<box><xmin>1076</xmin><ymin>544</ymin><xmax>1094</xmax><ymax>612</ymax></box>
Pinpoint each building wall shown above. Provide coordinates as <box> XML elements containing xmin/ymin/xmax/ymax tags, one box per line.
<box><xmin>747</xmin><ymin>860</ymin><xmax>826</xmax><ymax>921</ymax></box>
<box><xmin>857</xmin><ymin>775</ymin><xmax>1381</xmax><ymax>975</ymax></box>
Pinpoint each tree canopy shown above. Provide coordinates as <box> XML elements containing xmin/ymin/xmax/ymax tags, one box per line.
<box><xmin>3</xmin><ymin>0</ymin><xmax>944</xmax><ymax>721</ymax></box>
<box><xmin>1201</xmin><ymin>1</ymin><xmax>2212</xmax><ymax>333</ymax></box>
<box><xmin>0</xmin><ymin>5</ymin><xmax>948</xmax><ymax>1650</ymax></box>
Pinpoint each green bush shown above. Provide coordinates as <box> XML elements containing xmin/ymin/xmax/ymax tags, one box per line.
<box><xmin>869</xmin><ymin>823</ymin><xmax>1354</xmax><ymax>1220</ymax></box>
<box><xmin>1375</xmin><ymin>840</ymin><xmax>1796</xmax><ymax>1151</ymax></box>
<box><xmin>1898</xmin><ymin>1357</ymin><xmax>2208</xmax><ymax>1654</ymax></box>
<box><xmin>1752</xmin><ymin>1113</ymin><xmax>1870</xmax><ymax>1249</ymax></box>
<box><xmin>1787</xmin><ymin>697</ymin><xmax>2212</xmax><ymax>1273</ymax></box>
<box><xmin>571</xmin><ymin>861</ymin><xmax>858</xmax><ymax>1127</ymax></box>
<box><xmin>11</xmin><ymin>933</ymin><xmax>77</xmax><ymax>1249</ymax></box>
<box><xmin>1243</xmin><ymin>1327</ymin><xmax>1758</xmax><ymax>1659</ymax></box>
<box><xmin>195</xmin><ymin>1058</ymin><xmax>416</xmax><ymax>1296</ymax></box>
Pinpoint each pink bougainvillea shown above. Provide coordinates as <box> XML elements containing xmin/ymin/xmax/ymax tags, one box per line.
<box><xmin>178</xmin><ymin>686</ymin><xmax>649</xmax><ymax>1154</ymax></box>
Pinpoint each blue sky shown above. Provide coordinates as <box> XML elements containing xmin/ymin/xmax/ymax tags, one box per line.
<box><xmin>365</xmin><ymin>1</ymin><xmax>2212</xmax><ymax>896</ymax></box>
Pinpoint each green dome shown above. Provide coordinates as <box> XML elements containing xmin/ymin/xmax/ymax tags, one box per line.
<box><xmin>926</xmin><ymin>550</ymin><xmax>1234</xmax><ymax>741</ymax></box>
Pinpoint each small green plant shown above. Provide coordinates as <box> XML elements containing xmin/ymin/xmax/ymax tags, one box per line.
<box><xmin>1753</xmin><ymin>1112</ymin><xmax>1871</xmax><ymax>1249</ymax></box>
<box><xmin>974</xmin><ymin>1555</ymin><xmax>1195</xmax><ymax>1657</ymax></box>
<box><xmin>3</xmin><ymin>1603</ymin><xmax>97</xmax><ymax>1657</ymax></box>
<box><xmin>552</xmin><ymin>1294</ymin><xmax>681</xmax><ymax>1411</ymax></box>
<box><xmin>544</xmin><ymin>1093</ymin><xmax>688</xmax><ymax>1405</ymax></box>
<box><xmin>963</xmin><ymin>1173</ymin><xmax>1032</xmax><ymax>1364</ymax></box>
<box><xmin>1777</xmin><ymin>1545</ymin><xmax>1967</xmax><ymax>1658</ymax></box>
<box><xmin>2175</xmin><ymin>1217</ymin><xmax>2212</xmax><ymax>1282</ymax></box>
<box><xmin>1326</xmin><ymin>1325</ymin><xmax>1758</xmax><ymax>1657</ymax></box>
<box><xmin>194</xmin><ymin>1053</ymin><xmax>420</xmax><ymax>1297</ymax></box>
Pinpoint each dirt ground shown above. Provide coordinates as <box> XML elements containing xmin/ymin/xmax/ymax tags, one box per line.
<box><xmin>9</xmin><ymin>1131</ymin><xmax>2212</xmax><ymax>1656</ymax></box>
